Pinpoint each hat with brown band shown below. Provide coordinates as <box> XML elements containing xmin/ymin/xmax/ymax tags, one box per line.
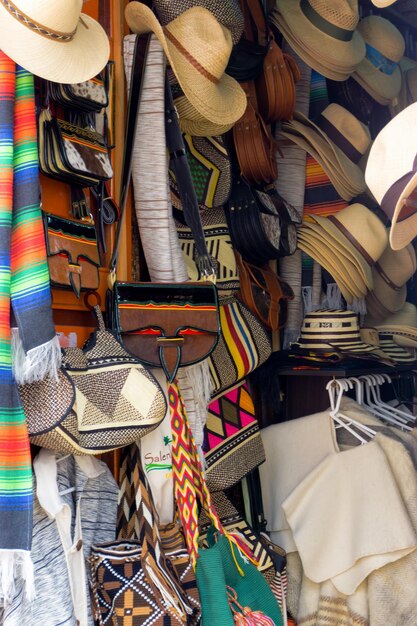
<box><xmin>0</xmin><ymin>0</ymin><xmax>109</xmax><ymax>83</ymax></box>
<box><xmin>270</xmin><ymin>0</ymin><xmax>366</xmax><ymax>81</ymax></box>
<box><xmin>125</xmin><ymin>3</ymin><xmax>247</xmax><ymax>128</ymax></box>
<box><xmin>366</xmin><ymin>238</ymin><xmax>416</xmax><ymax>314</ymax></box>
<box><xmin>365</xmin><ymin>102</ymin><xmax>417</xmax><ymax>251</ymax></box>
<box><xmin>353</xmin><ymin>16</ymin><xmax>405</xmax><ymax>106</ymax></box>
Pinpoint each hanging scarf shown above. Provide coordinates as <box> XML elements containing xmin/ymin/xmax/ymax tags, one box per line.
<box><xmin>0</xmin><ymin>52</ymin><xmax>59</xmax><ymax>602</ymax></box>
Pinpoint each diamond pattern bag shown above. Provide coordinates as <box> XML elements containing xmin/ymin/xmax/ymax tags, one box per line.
<box><xmin>28</xmin><ymin>306</ymin><xmax>167</xmax><ymax>455</ymax></box>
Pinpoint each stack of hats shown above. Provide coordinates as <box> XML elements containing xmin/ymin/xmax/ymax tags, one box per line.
<box><xmin>290</xmin><ymin>309</ymin><xmax>397</xmax><ymax>365</ymax></box>
<box><xmin>365</xmin><ymin>102</ymin><xmax>417</xmax><ymax>251</ymax></box>
<box><xmin>359</xmin><ymin>327</ymin><xmax>416</xmax><ymax>363</ymax></box>
<box><xmin>297</xmin><ymin>204</ymin><xmax>388</xmax><ymax>304</ymax></box>
<box><xmin>279</xmin><ymin>103</ymin><xmax>371</xmax><ymax>200</ymax></box>
<box><xmin>365</xmin><ymin>235</ymin><xmax>417</xmax><ymax>320</ymax></box>
<box><xmin>366</xmin><ymin>302</ymin><xmax>417</xmax><ymax>350</ymax></box>
<box><xmin>352</xmin><ymin>15</ymin><xmax>405</xmax><ymax>106</ymax></box>
<box><xmin>125</xmin><ymin>2</ymin><xmax>248</xmax><ymax>138</ymax></box>
<box><xmin>270</xmin><ymin>0</ymin><xmax>366</xmax><ymax>81</ymax></box>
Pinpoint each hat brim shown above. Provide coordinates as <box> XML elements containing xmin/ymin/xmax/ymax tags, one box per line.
<box><xmin>365</xmin><ymin>290</ymin><xmax>399</xmax><ymax>321</ymax></box>
<box><xmin>389</xmin><ymin>171</ymin><xmax>417</xmax><ymax>250</ymax></box>
<box><xmin>371</xmin><ymin>0</ymin><xmax>398</xmax><ymax>6</ymax></box>
<box><xmin>377</xmin><ymin>334</ymin><xmax>416</xmax><ymax>362</ymax></box>
<box><xmin>125</xmin><ymin>3</ymin><xmax>247</xmax><ymax>126</ymax></box>
<box><xmin>369</xmin><ymin>271</ymin><xmax>407</xmax><ymax>313</ymax></box>
<box><xmin>174</xmin><ymin>95</ymin><xmax>234</xmax><ymax>136</ymax></box>
<box><xmin>272</xmin><ymin>2</ymin><xmax>365</xmax><ymax>75</ymax></box>
<box><xmin>352</xmin><ymin>64</ymin><xmax>402</xmax><ymax>106</ymax></box>
<box><xmin>0</xmin><ymin>12</ymin><xmax>109</xmax><ymax>83</ymax></box>
<box><xmin>300</xmin><ymin>223</ymin><xmax>369</xmax><ymax>294</ymax></box>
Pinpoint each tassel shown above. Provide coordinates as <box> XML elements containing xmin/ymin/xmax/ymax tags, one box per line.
<box><xmin>11</xmin><ymin>329</ymin><xmax>61</xmax><ymax>385</ymax></box>
<box><xmin>350</xmin><ymin>297</ymin><xmax>367</xmax><ymax>316</ymax></box>
<box><xmin>325</xmin><ymin>283</ymin><xmax>343</xmax><ymax>309</ymax></box>
<box><xmin>0</xmin><ymin>550</ymin><xmax>35</xmax><ymax>605</ymax></box>
<box><xmin>227</xmin><ymin>586</ymin><xmax>276</xmax><ymax>626</ymax></box>
<box><xmin>283</xmin><ymin>328</ymin><xmax>301</xmax><ymax>350</ymax></box>
<box><xmin>301</xmin><ymin>286</ymin><xmax>313</xmax><ymax>314</ymax></box>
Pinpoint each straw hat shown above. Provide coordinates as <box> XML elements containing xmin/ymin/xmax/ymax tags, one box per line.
<box><xmin>365</xmin><ymin>102</ymin><xmax>417</xmax><ymax>251</ymax></box>
<box><xmin>125</xmin><ymin>3</ymin><xmax>247</xmax><ymax>127</ymax></box>
<box><xmin>352</xmin><ymin>16</ymin><xmax>405</xmax><ymax>106</ymax></box>
<box><xmin>365</xmin><ymin>302</ymin><xmax>417</xmax><ymax>348</ymax></box>
<box><xmin>0</xmin><ymin>0</ymin><xmax>109</xmax><ymax>83</ymax></box>
<box><xmin>371</xmin><ymin>0</ymin><xmax>397</xmax><ymax>6</ymax></box>
<box><xmin>309</xmin><ymin>203</ymin><xmax>388</xmax><ymax>290</ymax></box>
<box><xmin>280</xmin><ymin>104</ymin><xmax>371</xmax><ymax>199</ymax></box>
<box><xmin>174</xmin><ymin>94</ymin><xmax>235</xmax><ymax>136</ymax></box>
<box><xmin>360</xmin><ymin>328</ymin><xmax>415</xmax><ymax>363</ymax></box>
<box><xmin>366</xmin><ymin>238</ymin><xmax>416</xmax><ymax>314</ymax></box>
<box><xmin>291</xmin><ymin>309</ymin><xmax>395</xmax><ymax>364</ymax></box>
<box><xmin>152</xmin><ymin>0</ymin><xmax>244</xmax><ymax>45</ymax></box>
<box><xmin>270</xmin><ymin>0</ymin><xmax>366</xmax><ymax>81</ymax></box>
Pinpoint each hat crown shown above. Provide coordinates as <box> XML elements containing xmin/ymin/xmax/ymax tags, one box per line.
<box><xmin>376</xmin><ymin>241</ymin><xmax>417</xmax><ymax>282</ymax></box>
<box><xmin>321</xmin><ymin>103</ymin><xmax>371</xmax><ymax>156</ymax></box>
<box><xmin>308</xmin><ymin>0</ymin><xmax>359</xmax><ymax>30</ymax></box>
<box><xmin>332</xmin><ymin>203</ymin><xmax>388</xmax><ymax>261</ymax></box>
<box><xmin>9</xmin><ymin>0</ymin><xmax>83</xmax><ymax>34</ymax></box>
<box><xmin>358</xmin><ymin>15</ymin><xmax>405</xmax><ymax>62</ymax></box>
<box><xmin>165</xmin><ymin>7</ymin><xmax>233</xmax><ymax>80</ymax></box>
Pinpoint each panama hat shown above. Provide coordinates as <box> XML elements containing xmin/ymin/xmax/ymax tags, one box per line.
<box><xmin>173</xmin><ymin>94</ymin><xmax>235</xmax><ymax>136</ymax></box>
<box><xmin>365</xmin><ymin>289</ymin><xmax>396</xmax><ymax>322</ymax></box>
<box><xmin>125</xmin><ymin>3</ymin><xmax>247</xmax><ymax>127</ymax></box>
<box><xmin>366</xmin><ymin>239</ymin><xmax>416</xmax><ymax>314</ymax></box>
<box><xmin>298</xmin><ymin>224</ymin><xmax>368</xmax><ymax>294</ymax></box>
<box><xmin>371</xmin><ymin>0</ymin><xmax>397</xmax><ymax>6</ymax></box>
<box><xmin>365</xmin><ymin>102</ymin><xmax>417</xmax><ymax>251</ymax></box>
<box><xmin>270</xmin><ymin>0</ymin><xmax>365</xmax><ymax>82</ymax></box>
<box><xmin>152</xmin><ymin>0</ymin><xmax>244</xmax><ymax>45</ymax></box>
<box><xmin>352</xmin><ymin>16</ymin><xmax>405</xmax><ymax>106</ymax></box>
<box><xmin>0</xmin><ymin>0</ymin><xmax>109</xmax><ymax>83</ymax></box>
<box><xmin>299</xmin><ymin>222</ymin><xmax>369</xmax><ymax>295</ymax></box>
<box><xmin>292</xmin><ymin>309</ymin><xmax>396</xmax><ymax>364</ymax></box>
<box><xmin>365</xmin><ymin>302</ymin><xmax>417</xmax><ymax>348</ymax></box>
<box><xmin>281</xmin><ymin>104</ymin><xmax>371</xmax><ymax>199</ymax></box>
<box><xmin>310</xmin><ymin>203</ymin><xmax>388</xmax><ymax>290</ymax></box>
<box><xmin>359</xmin><ymin>328</ymin><xmax>415</xmax><ymax>363</ymax></box>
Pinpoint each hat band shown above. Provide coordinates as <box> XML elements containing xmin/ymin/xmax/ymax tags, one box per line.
<box><xmin>365</xmin><ymin>43</ymin><xmax>398</xmax><ymax>76</ymax></box>
<box><xmin>163</xmin><ymin>27</ymin><xmax>220</xmax><ymax>85</ymax></box>
<box><xmin>299</xmin><ymin>0</ymin><xmax>354</xmax><ymax>42</ymax></box>
<box><xmin>0</xmin><ymin>0</ymin><xmax>78</xmax><ymax>41</ymax></box>
<box><xmin>373</xmin><ymin>261</ymin><xmax>402</xmax><ymax>291</ymax></box>
<box><xmin>316</xmin><ymin>114</ymin><xmax>362</xmax><ymax>163</ymax></box>
<box><xmin>380</xmin><ymin>154</ymin><xmax>417</xmax><ymax>221</ymax></box>
<box><xmin>326</xmin><ymin>215</ymin><xmax>375</xmax><ymax>266</ymax></box>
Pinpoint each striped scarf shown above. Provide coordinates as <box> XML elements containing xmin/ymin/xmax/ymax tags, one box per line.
<box><xmin>0</xmin><ymin>52</ymin><xmax>59</xmax><ymax>602</ymax></box>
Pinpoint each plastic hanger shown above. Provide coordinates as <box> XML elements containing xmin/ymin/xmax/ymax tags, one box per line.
<box><xmin>374</xmin><ymin>373</ymin><xmax>415</xmax><ymax>423</ymax></box>
<box><xmin>56</xmin><ymin>454</ymin><xmax>76</xmax><ymax>496</ymax></box>
<box><xmin>359</xmin><ymin>374</ymin><xmax>412</xmax><ymax>431</ymax></box>
<box><xmin>326</xmin><ymin>379</ymin><xmax>375</xmax><ymax>444</ymax></box>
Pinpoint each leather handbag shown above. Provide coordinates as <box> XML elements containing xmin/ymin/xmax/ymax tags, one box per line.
<box><xmin>203</xmin><ymin>380</ymin><xmax>265</xmax><ymax>491</ymax></box>
<box><xmin>112</xmin><ymin>280</ymin><xmax>221</xmax><ymax>383</ymax></box>
<box><xmin>90</xmin><ymin>444</ymin><xmax>195</xmax><ymax>625</ymax></box>
<box><xmin>26</xmin><ymin>306</ymin><xmax>167</xmax><ymax>455</ymax></box>
<box><xmin>47</xmin><ymin>66</ymin><xmax>109</xmax><ymax>113</ymax></box>
<box><xmin>43</xmin><ymin>212</ymin><xmax>100</xmax><ymax>298</ymax></box>
<box><xmin>235</xmin><ymin>251</ymin><xmax>294</xmax><ymax>332</ymax></box>
<box><xmin>208</xmin><ymin>293</ymin><xmax>272</xmax><ymax>397</ymax></box>
<box><xmin>38</xmin><ymin>108</ymin><xmax>113</xmax><ymax>187</ymax></box>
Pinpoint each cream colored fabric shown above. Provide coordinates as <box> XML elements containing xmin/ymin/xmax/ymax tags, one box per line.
<box><xmin>283</xmin><ymin>439</ymin><xmax>417</xmax><ymax>595</ymax></box>
<box><xmin>259</xmin><ymin>407</ymin><xmax>339</xmax><ymax>553</ymax></box>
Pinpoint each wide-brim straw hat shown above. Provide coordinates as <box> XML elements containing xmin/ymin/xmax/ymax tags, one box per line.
<box><xmin>367</xmin><ymin>238</ymin><xmax>416</xmax><ymax>313</ymax></box>
<box><xmin>125</xmin><ymin>3</ymin><xmax>247</xmax><ymax>127</ymax></box>
<box><xmin>365</xmin><ymin>102</ymin><xmax>417</xmax><ymax>251</ymax></box>
<box><xmin>270</xmin><ymin>0</ymin><xmax>365</xmax><ymax>81</ymax></box>
<box><xmin>352</xmin><ymin>16</ymin><xmax>405</xmax><ymax>106</ymax></box>
<box><xmin>371</xmin><ymin>0</ymin><xmax>397</xmax><ymax>6</ymax></box>
<box><xmin>0</xmin><ymin>0</ymin><xmax>109</xmax><ymax>83</ymax></box>
<box><xmin>309</xmin><ymin>203</ymin><xmax>388</xmax><ymax>290</ymax></box>
<box><xmin>174</xmin><ymin>94</ymin><xmax>235</xmax><ymax>136</ymax></box>
<box><xmin>360</xmin><ymin>328</ymin><xmax>415</xmax><ymax>363</ymax></box>
<box><xmin>292</xmin><ymin>309</ymin><xmax>395</xmax><ymax>364</ymax></box>
<box><xmin>299</xmin><ymin>222</ymin><xmax>369</xmax><ymax>295</ymax></box>
<box><xmin>365</xmin><ymin>302</ymin><xmax>417</xmax><ymax>348</ymax></box>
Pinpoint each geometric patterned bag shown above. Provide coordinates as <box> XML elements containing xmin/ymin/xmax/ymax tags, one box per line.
<box><xmin>28</xmin><ymin>307</ymin><xmax>167</xmax><ymax>455</ymax></box>
<box><xmin>89</xmin><ymin>444</ymin><xmax>196</xmax><ymax>625</ymax></box>
<box><xmin>203</xmin><ymin>381</ymin><xmax>265</xmax><ymax>492</ymax></box>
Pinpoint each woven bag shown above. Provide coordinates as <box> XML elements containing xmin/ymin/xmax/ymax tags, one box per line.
<box><xmin>27</xmin><ymin>307</ymin><xmax>167</xmax><ymax>455</ymax></box>
<box><xmin>208</xmin><ymin>294</ymin><xmax>272</xmax><ymax>397</ymax></box>
<box><xmin>203</xmin><ymin>380</ymin><xmax>265</xmax><ymax>492</ymax></box>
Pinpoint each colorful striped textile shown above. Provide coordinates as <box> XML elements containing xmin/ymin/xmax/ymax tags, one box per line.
<box><xmin>303</xmin><ymin>155</ymin><xmax>348</xmax><ymax>219</ymax></box>
<box><xmin>0</xmin><ymin>53</ymin><xmax>57</xmax><ymax>601</ymax></box>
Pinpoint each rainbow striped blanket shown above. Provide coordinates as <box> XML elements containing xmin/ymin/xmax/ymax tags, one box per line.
<box><xmin>0</xmin><ymin>52</ymin><xmax>59</xmax><ymax>602</ymax></box>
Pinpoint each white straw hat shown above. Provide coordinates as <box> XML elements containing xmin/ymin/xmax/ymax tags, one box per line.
<box><xmin>125</xmin><ymin>3</ymin><xmax>247</xmax><ymax>127</ymax></box>
<box><xmin>365</xmin><ymin>102</ymin><xmax>417</xmax><ymax>250</ymax></box>
<box><xmin>371</xmin><ymin>0</ymin><xmax>397</xmax><ymax>6</ymax></box>
<box><xmin>365</xmin><ymin>302</ymin><xmax>417</xmax><ymax>348</ymax></box>
<box><xmin>352</xmin><ymin>16</ymin><xmax>405</xmax><ymax>106</ymax></box>
<box><xmin>0</xmin><ymin>0</ymin><xmax>110</xmax><ymax>83</ymax></box>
